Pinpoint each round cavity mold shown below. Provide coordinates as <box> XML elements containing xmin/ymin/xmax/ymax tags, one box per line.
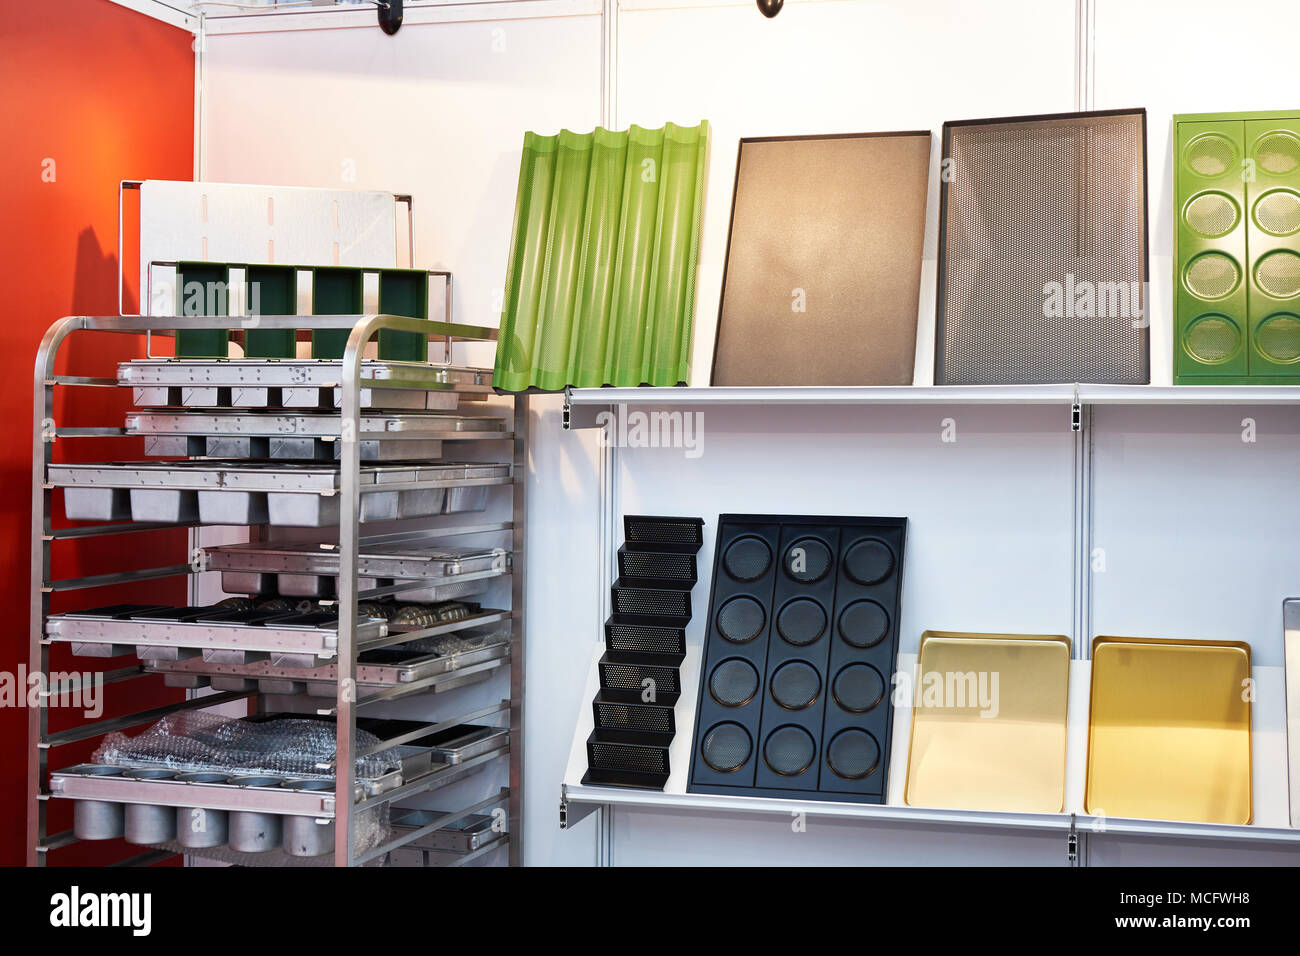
<box><xmin>832</xmin><ymin>663</ymin><xmax>887</xmax><ymax>713</ymax></box>
<box><xmin>842</xmin><ymin>538</ymin><xmax>895</xmax><ymax>585</ymax></box>
<box><xmin>763</xmin><ymin>725</ymin><xmax>816</xmax><ymax>777</ymax></box>
<box><xmin>176</xmin><ymin>806</ymin><xmax>229</xmax><ymax>849</ymax></box>
<box><xmin>716</xmin><ymin>595</ymin><xmax>766</xmax><ymax>644</ymax></box>
<box><xmin>769</xmin><ymin>660</ymin><xmax>822</xmax><ymax>710</ymax></box>
<box><xmin>783</xmin><ymin>537</ymin><xmax>832</xmax><ymax>583</ymax></box>
<box><xmin>700</xmin><ymin>722</ymin><xmax>752</xmax><ymax>773</ymax></box>
<box><xmin>825</xmin><ymin>728</ymin><xmax>880</xmax><ymax>780</ymax></box>
<box><xmin>722</xmin><ymin>535</ymin><xmax>772</xmax><ymax>582</ymax></box>
<box><xmin>838</xmin><ymin>599</ymin><xmax>891</xmax><ymax>648</ymax></box>
<box><xmin>775</xmin><ymin>597</ymin><xmax>827</xmax><ymax>646</ymax></box>
<box><xmin>709</xmin><ymin>658</ymin><xmax>760</xmax><ymax>708</ymax></box>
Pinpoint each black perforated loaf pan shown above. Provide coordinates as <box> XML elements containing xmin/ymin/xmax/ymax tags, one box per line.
<box><xmin>582</xmin><ymin>729</ymin><xmax>672</xmax><ymax>790</ymax></box>
<box><xmin>622</xmin><ymin>515</ymin><xmax>705</xmax><ymax>553</ymax></box>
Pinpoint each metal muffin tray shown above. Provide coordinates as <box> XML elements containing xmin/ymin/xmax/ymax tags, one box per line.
<box><xmin>51</xmin><ymin>460</ymin><xmax>511</xmax><ymax>526</ymax></box>
<box><xmin>206</xmin><ymin>541</ymin><xmax>510</xmax><ymax>600</ymax></box>
<box><xmin>47</xmin><ymin>603</ymin><xmax>387</xmax><ymax>661</ymax></box>
<box><xmin>119</xmin><ymin>358</ymin><xmax>493</xmax><ymax>410</ymax></box>
<box><xmin>126</xmin><ymin>409</ymin><xmax>505</xmax><ymax>461</ymax></box>
<box><xmin>144</xmin><ymin>627</ymin><xmax>511</xmax><ymax>693</ymax></box>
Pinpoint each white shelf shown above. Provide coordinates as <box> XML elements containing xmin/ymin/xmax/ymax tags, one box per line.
<box><xmin>565</xmin><ymin>383</ymin><xmax>1300</xmax><ymax>408</ymax></box>
<box><xmin>561</xmin><ymin>784</ymin><xmax>1300</xmax><ymax>848</ymax></box>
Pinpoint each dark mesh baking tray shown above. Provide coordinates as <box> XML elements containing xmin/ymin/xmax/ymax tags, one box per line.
<box><xmin>687</xmin><ymin>514</ymin><xmax>906</xmax><ymax>804</ymax></box>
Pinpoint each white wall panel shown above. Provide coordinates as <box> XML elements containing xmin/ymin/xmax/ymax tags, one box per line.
<box><xmin>1094</xmin><ymin>0</ymin><xmax>1300</xmax><ymax>385</ymax></box>
<box><xmin>617</xmin><ymin>0</ymin><xmax>1077</xmax><ymax>385</ymax></box>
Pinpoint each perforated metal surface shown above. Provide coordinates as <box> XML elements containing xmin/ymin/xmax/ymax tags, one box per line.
<box><xmin>624</xmin><ymin>516</ymin><xmax>704</xmax><ymax>550</ymax></box>
<box><xmin>723</xmin><ymin>536</ymin><xmax>772</xmax><ymax>582</ymax></box>
<box><xmin>612</xmin><ymin>586</ymin><xmax>689</xmax><ymax>619</ymax></box>
<box><xmin>783</xmin><ymin>538</ymin><xmax>831</xmax><ymax>583</ymax></box>
<box><xmin>1255</xmin><ymin>131</ymin><xmax>1300</xmax><ymax>175</ymax></box>
<box><xmin>1186</xmin><ymin>192</ymin><xmax>1240</xmax><ymax>238</ymax></box>
<box><xmin>938</xmin><ymin>110</ymin><xmax>1149</xmax><ymax>385</ymax></box>
<box><xmin>710</xmin><ymin>658</ymin><xmax>760</xmax><ymax>707</ymax></box>
<box><xmin>594</xmin><ymin>699</ymin><xmax>673</xmax><ymax>734</ymax></box>
<box><xmin>600</xmin><ymin>661</ymin><xmax>681</xmax><ymax>697</ymax></box>
<box><xmin>1255</xmin><ymin>190</ymin><xmax>1300</xmax><ymax>236</ymax></box>
<box><xmin>1185</xmin><ymin>253</ymin><xmax>1240</xmax><ymax>299</ymax></box>
<box><xmin>590</xmin><ymin>741</ymin><xmax>669</xmax><ymax>774</ymax></box>
<box><xmin>764</xmin><ymin>725</ymin><xmax>816</xmax><ymax>776</ymax></box>
<box><xmin>717</xmin><ymin>595</ymin><xmax>766</xmax><ymax>644</ymax></box>
<box><xmin>838</xmin><ymin>599</ymin><xmax>891</xmax><ymax>649</ymax></box>
<box><xmin>1256</xmin><ymin>313</ymin><xmax>1300</xmax><ymax>362</ymax></box>
<box><xmin>619</xmin><ymin>550</ymin><xmax>695</xmax><ymax>582</ymax></box>
<box><xmin>776</xmin><ymin>597</ymin><xmax>826</xmax><ymax>646</ymax></box>
<box><xmin>1185</xmin><ymin>315</ymin><xmax>1240</xmax><ymax>364</ymax></box>
<box><xmin>701</xmin><ymin>723</ymin><xmax>751</xmax><ymax>772</ymax></box>
<box><xmin>826</xmin><ymin>729</ymin><xmax>880</xmax><ymax>780</ymax></box>
<box><xmin>769</xmin><ymin>660</ymin><xmax>821</xmax><ymax>710</ymax></box>
<box><xmin>605</xmin><ymin>621</ymin><xmax>686</xmax><ymax>656</ymax></box>
<box><xmin>1255</xmin><ymin>251</ymin><xmax>1300</xmax><ymax>298</ymax></box>
<box><xmin>832</xmin><ymin>663</ymin><xmax>886</xmax><ymax>713</ymax></box>
<box><xmin>1186</xmin><ymin>134</ymin><xmax>1236</xmax><ymax>177</ymax></box>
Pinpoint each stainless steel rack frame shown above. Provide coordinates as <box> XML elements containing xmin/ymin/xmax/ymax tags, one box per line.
<box><xmin>28</xmin><ymin>312</ymin><xmax>525</xmax><ymax>867</ymax></box>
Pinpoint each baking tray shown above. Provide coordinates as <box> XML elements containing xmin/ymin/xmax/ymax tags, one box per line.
<box><xmin>1085</xmin><ymin>635</ymin><xmax>1252</xmax><ymax>825</ymax></box>
<box><xmin>687</xmin><ymin>515</ymin><xmax>907</xmax><ymax>804</ymax></box>
<box><xmin>144</xmin><ymin>626</ymin><xmax>510</xmax><ymax>685</ymax></box>
<box><xmin>205</xmin><ymin>541</ymin><xmax>509</xmax><ymax>600</ymax></box>
<box><xmin>119</xmin><ymin>358</ymin><xmax>493</xmax><ymax>410</ymax></box>
<box><xmin>388</xmin><ymin>809</ymin><xmax>503</xmax><ymax>852</ymax></box>
<box><xmin>904</xmin><ymin>631</ymin><xmax>1070</xmax><ymax>813</ymax></box>
<box><xmin>127</xmin><ymin>409</ymin><xmax>503</xmax><ymax>461</ymax></box>
<box><xmin>48</xmin><ymin>603</ymin><xmax>386</xmax><ymax>660</ymax></box>
<box><xmin>52</xmin><ymin>460</ymin><xmax>510</xmax><ymax>526</ymax></box>
<box><xmin>1286</xmin><ymin>599</ymin><xmax>1300</xmax><ymax>828</ymax></box>
<box><xmin>422</xmin><ymin>726</ymin><xmax>510</xmax><ymax>764</ymax></box>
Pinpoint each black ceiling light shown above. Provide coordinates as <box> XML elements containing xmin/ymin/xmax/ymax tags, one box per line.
<box><xmin>756</xmin><ymin>0</ymin><xmax>783</xmax><ymax>17</ymax></box>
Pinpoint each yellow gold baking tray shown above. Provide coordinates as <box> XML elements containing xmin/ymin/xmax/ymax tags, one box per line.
<box><xmin>905</xmin><ymin>631</ymin><xmax>1071</xmax><ymax>813</ymax></box>
<box><xmin>1086</xmin><ymin>636</ymin><xmax>1252</xmax><ymax>825</ymax></box>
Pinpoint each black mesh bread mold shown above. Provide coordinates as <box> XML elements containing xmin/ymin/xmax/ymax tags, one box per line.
<box><xmin>582</xmin><ymin>516</ymin><xmax>704</xmax><ymax>791</ymax></box>
<box><xmin>687</xmin><ymin>515</ymin><xmax>906</xmax><ymax>804</ymax></box>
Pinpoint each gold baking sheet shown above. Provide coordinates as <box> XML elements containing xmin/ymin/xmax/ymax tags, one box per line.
<box><xmin>1086</xmin><ymin>636</ymin><xmax>1252</xmax><ymax>825</ymax></box>
<box><xmin>905</xmin><ymin>631</ymin><xmax>1070</xmax><ymax>813</ymax></box>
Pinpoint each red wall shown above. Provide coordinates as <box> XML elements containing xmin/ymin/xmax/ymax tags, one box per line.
<box><xmin>0</xmin><ymin>0</ymin><xmax>195</xmax><ymax>865</ymax></box>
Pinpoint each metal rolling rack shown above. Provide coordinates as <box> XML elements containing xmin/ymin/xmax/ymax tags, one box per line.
<box><xmin>27</xmin><ymin>310</ymin><xmax>526</xmax><ymax>867</ymax></box>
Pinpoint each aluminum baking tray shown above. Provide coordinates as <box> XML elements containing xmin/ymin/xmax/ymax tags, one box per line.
<box><xmin>127</xmin><ymin>409</ymin><xmax>504</xmax><ymax>462</ymax></box>
<box><xmin>206</xmin><ymin>541</ymin><xmax>509</xmax><ymax>599</ymax></box>
<box><xmin>143</xmin><ymin>626</ymin><xmax>510</xmax><ymax>684</ymax></box>
<box><xmin>423</xmin><ymin>726</ymin><xmax>509</xmax><ymax>765</ymax></box>
<box><xmin>389</xmin><ymin>809</ymin><xmax>503</xmax><ymax>852</ymax></box>
<box><xmin>47</xmin><ymin>604</ymin><xmax>386</xmax><ymax>660</ymax></box>
<box><xmin>51</xmin><ymin>460</ymin><xmax>511</xmax><ymax>525</ymax></box>
<box><xmin>905</xmin><ymin>631</ymin><xmax>1070</xmax><ymax>814</ymax></box>
<box><xmin>1085</xmin><ymin>635</ymin><xmax>1252</xmax><ymax>826</ymax></box>
<box><xmin>119</xmin><ymin>359</ymin><xmax>493</xmax><ymax>410</ymax></box>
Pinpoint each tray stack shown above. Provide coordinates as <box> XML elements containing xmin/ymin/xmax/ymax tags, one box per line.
<box><xmin>583</xmin><ymin>516</ymin><xmax>704</xmax><ymax>790</ymax></box>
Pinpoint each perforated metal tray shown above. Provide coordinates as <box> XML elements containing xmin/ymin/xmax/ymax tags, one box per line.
<box><xmin>47</xmin><ymin>604</ymin><xmax>387</xmax><ymax>660</ymax></box>
<box><xmin>119</xmin><ymin>358</ymin><xmax>493</xmax><ymax>410</ymax></box>
<box><xmin>208</xmin><ymin>541</ymin><xmax>509</xmax><ymax>600</ymax></box>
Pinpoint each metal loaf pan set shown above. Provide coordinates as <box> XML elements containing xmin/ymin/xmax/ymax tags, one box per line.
<box><xmin>144</xmin><ymin>627</ymin><xmax>511</xmax><ymax>697</ymax></box>
<box><xmin>687</xmin><ymin>515</ymin><xmax>907</xmax><ymax>804</ymax></box>
<box><xmin>205</xmin><ymin>540</ymin><xmax>510</xmax><ymax>602</ymax></box>
<box><xmin>118</xmin><ymin>358</ymin><xmax>493</xmax><ymax>411</ymax></box>
<box><xmin>125</xmin><ymin>408</ymin><xmax>504</xmax><ymax>462</ymax></box>
<box><xmin>52</xmin><ymin>460</ymin><xmax>511</xmax><ymax>527</ymax></box>
<box><xmin>583</xmin><ymin>516</ymin><xmax>704</xmax><ymax>791</ymax></box>
<box><xmin>50</xmin><ymin>719</ymin><xmax>509</xmax><ymax>858</ymax></box>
